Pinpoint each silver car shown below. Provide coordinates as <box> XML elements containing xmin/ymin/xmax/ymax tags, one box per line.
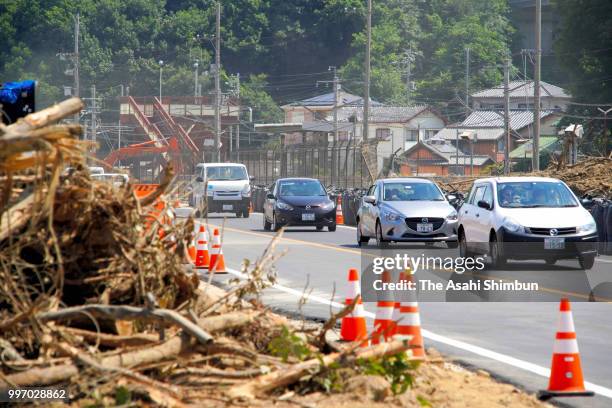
<box><xmin>356</xmin><ymin>178</ymin><xmax>458</xmax><ymax>247</ymax></box>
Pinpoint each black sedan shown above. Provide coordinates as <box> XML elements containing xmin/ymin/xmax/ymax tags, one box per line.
<box><xmin>263</xmin><ymin>178</ymin><xmax>336</xmax><ymax>231</ymax></box>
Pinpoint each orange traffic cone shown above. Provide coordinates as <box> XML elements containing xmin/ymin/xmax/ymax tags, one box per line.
<box><xmin>340</xmin><ymin>268</ymin><xmax>368</xmax><ymax>345</ymax></box>
<box><xmin>393</xmin><ymin>270</ymin><xmax>425</xmax><ymax>359</ymax></box>
<box><xmin>372</xmin><ymin>270</ymin><xmax>395</xmax><ymax>344</ymax></box>
<box><xmin>335</xmin><ymin>196</ymin><xmax>344</xmax><ymax>225</ymax></box>
<box><xmin>195</xmin><ymin>225</ymin><xmax>210</xmax><ymax>270</ymax></box>
<box><xmin>185</xmin><ymin>222</ymin><xmax>197</xmax><ymax>265</ymax></box>
<box><xmin>538</xmin><ymin>298</ymin><xmax>594</xmax><ymax>401</ymax></box>
<box><xmin>208</xmin><ymin>228</ymin><xmax>227</xmax><ymax>274</ymax></box>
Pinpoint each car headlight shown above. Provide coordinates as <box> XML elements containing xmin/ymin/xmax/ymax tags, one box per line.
<box><xmin>383</xmin><ymin>210</ymin><xmax>402</xmax><ymax>222</ymax></box>
<box><xmin>503</xmin><ymin>217</ymin><xmax>522</xmax><ymax>233</ymax></box>
<box><xmin>446</xmin><ymin>211</ymin><xmax>458</xmax><ymax>221</ymax></box>
<box><xmin>241</xmin><ymin>184</ymin><xmax>251</xmax><ymax>197</ymax></box>
<box><xmin>276</xmin><ymin>201</ymin><xmax>293</xmax><ymax>211</ymax></box>
<box><xmin>577</xmin><ymin>220</ymin><xmax>596</xmax><ymax>234</ymax></box>
<box><xmin>320</xmin><ymin>201</ymin><xmax>335</xmax><ymax>210</ymax></box>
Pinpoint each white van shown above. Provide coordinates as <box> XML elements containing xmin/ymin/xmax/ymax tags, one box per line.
<box><xmin>457</xmin><ymin>177</ymin><xmax>598</xmax><ymax>269</ymax></box>
<box><xmin>191</xmin><ymin>163</ymin><xmax>253</xmax><ymax>218</ymax></box>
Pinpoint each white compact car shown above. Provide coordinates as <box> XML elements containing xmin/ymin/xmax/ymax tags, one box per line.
<box><xmin>191</xmin><ymin>163</ymin><xmax>253</xmax><ymax>218</ymax></box>
<box><xmin>457</xmin><ymin>177</ymin><xmax>598</xmax><ymax>269</ymax></box>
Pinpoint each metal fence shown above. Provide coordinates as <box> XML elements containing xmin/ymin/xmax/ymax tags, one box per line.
<box><xmin>229</xmin><ymin>141</ymin><xmax>373</xmax><ymax>188</ymax></box>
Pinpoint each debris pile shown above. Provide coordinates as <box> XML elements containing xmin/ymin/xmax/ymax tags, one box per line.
<box><xmin>0</xmin><ymin>99</ymin><xmax>549</xmax><ymax>407</ymax></box>
<box><xmin>535</xmin><ymin>157</ymin><xmax>612</xmax><ymax>198</ymax></box>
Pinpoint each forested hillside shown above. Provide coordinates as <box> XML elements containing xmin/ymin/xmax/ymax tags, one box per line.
<box><xmin>0</xmin><ymin>0</ymin><xmax>609</xmax><ymax>122</ymax></box>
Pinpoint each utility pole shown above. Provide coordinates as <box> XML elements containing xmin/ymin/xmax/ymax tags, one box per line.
<box><xmin>363</xmin><ymin>0</ymin><xmax>371</xmax><ymax>141</ymax></box>
<box><xmin>598</xmin><ymin>107</ymin><xmax>612</xmax><ymax>157</ymax></box>
<box><xmin>533</xmin><ymin>0</ymin><xmax>542</xmax><ymax>171</ymax></box>
<box><xmin>400</xmin><ymin>46</ymin><xmax>415</xmax><ymax>103</ymax></box>
<box><xmin>159</xmin><ymin>60</ymin><xmax>164</xmax><ymax>101</ymax></box>
<box><xmin>465</xmin><ymin>47</ymin><xmax>470</xmax><ymax>108</ymax></box>
<box><xmin>74</xmin><ymin>12</ymin><xmax>80</xmax><ymax>123</ymax></box>
<box><xmin>236</xmin><ymin>73</ymin><xmax>240</xmax><ymax>159</ymax></box>
<box><xmin>214</xmin><ymin>1</ymin><xmax>222</xmax><ymax>162</ymax></box>
<box><xmin>194</xmin><ymin>59</ymin><xmax>199</xmax><ymax>98</ymax></box>
<box><xmin>91</xmin><ymin>84</ymin><xmax>97</xmax><ymax>145</ymax></box>
<box><xmin>317</xmin><ymin>67</ymin><xmax>341</xmax><ymax>144</ymax></box>
<box><xmin>503</xmin><ymin>57</ymin><xmax>511</xmax><ymax>174</ymax></box>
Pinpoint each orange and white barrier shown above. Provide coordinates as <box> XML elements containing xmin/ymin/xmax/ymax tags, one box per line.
<box><xmin>195</xmin><ymin>225</ymin><xmax>210</xmax><ymax>270</ymax></box>
<box><xmin>392</xmin><ymin>270</ymin><xmax>425</xmax><ymax>359</ymax></box>
<box><xmin>372</xmin><ymin>270</ymin><xmax>395</xmax><ymax>344</ymax></box>
<box><xmin>208</xmin><ymin>228</ymin><xmax>227</xmax><ymax>274</ymax></box>
<box><xmin>336</xmin><ymin>196</ymin><xmax>344</xmax><ymax>225</ymax></box>
<box><xmin>538</xmin><ymin>298</ymin><xmax>594</xmax><ymax>400</ymax></box>
<box><xmin>340</xmin><ymin>268</ymin><xmax>368</xmax><ymax>345</ymax></box>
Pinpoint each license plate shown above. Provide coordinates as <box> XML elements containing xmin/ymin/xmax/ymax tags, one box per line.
<box><xmin>302</xmin><ymin>213</ymin><xmax>315</xmax><ymax>221</ymax></box>
<box><xmin>222</xmin><ymin>204</ymin><xmax>233</xmax><ymax>211</ymax></box>
<box><xmin>417</xmin><ymin>223</ymin><xmax>433</xmax><ymax>233</ymax></box>
<box><xmin>544</xmin><ymin>237</ymin><xmax>565</xmax><ymax>249</ymax></box>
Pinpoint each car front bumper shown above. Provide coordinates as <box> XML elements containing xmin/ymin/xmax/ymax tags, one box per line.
<box><xmin>207</xmin><ymin>197</ymin><xmax>250</xmax><ymax>212</ymax></box>
<box><xmin>498</xmin><ymin>228</ymin><xmax>598</xmax><ymax>259</ymax></box>
<box><xmin>275</xmin><ymin>208</ymin><xmax>336</xmax><ymax>226</ymax></box>
<box><xmin>381</xmin><ymin>218</ymin><xmax>458</xmax><ymax>242</ymax></box>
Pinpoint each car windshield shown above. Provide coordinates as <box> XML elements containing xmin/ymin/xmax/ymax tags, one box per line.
<box><xmin>278</xmin><ymin>180</ymin><xmax>326</xmax><ymax>197</ymax></box>
<box><xmin>206</xmin><ymin>166</ymin><xmax>247</xmax><ymax>181</ymax></box>
<box><xmin>497</xmin><ymin>181</ymin><xmax>578</xmax><ymax>208</ymax></box>
<box><xmin>382</xmin><ymin>182</ymin><xmax>444</xmax><ymax>201</ymax></box>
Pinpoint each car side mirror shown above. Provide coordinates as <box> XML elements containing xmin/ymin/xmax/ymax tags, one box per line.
<box><xmin>249</xmin><ymin>176</ymin><xmax>255</xmax><ymax>182</ymax></box>
<box><xmin>477</xmin><ymin>200</ymin><xmax>491</xmax><ymax>210</ymax></box>
<box><xmin>195</xmin><ymin>176</ymin><xmax>204</xmax><ymax>183</ymax></box>
<box><xmin>363</xmin><ymin>195</ymin><xmax>376</xmax><ymax>205</ymax></box>
<box><xmin>266</xmin><ymin>193</ymin><xmax>275</xmax><ymax>200</ymax></box>
<box><xmin>446</xmin><ymin>194</ymin><xmax>456</xmax><ymax>201</ymax></box>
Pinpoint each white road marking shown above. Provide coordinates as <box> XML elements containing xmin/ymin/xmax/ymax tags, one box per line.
<box><xmin>222</xmin><ymin>266</ymin><xmax>612</xmax><ymax>399</ymax></box>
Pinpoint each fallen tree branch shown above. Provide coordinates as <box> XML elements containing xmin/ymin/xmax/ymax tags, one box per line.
<box><xmin>172</xmin><ymin>366</ymin><xmax>268</xmax><ymax>379</ymax></box>
<box><xmin>198</xmin><ymin>310</ymin><xmax>261</xmax><ymax>333</ymax></box>
<box><xmin>61</xmin><ymin>327</ymin><xmax>159</xmax><ymax>348</ymax></box>
<box><xmin>37</xmin><ymin>304</ymin><xmax>213</xmax><ymax>345</ymax></box>
<box><xmin>227</xmin><ymin>339</ymin><xmax>412</xmax><ymax>400</ymax></box>
<box><xmin>315</xmin><ymin>295</ymin><xmax>359</xmax><ymax>349</ymax></box>
<box><xmin>1</xmin><ymin>334</ymin><xmax>193</xmax><ymax>387</ymax></box>
<box><xmin>0</xmin><ymin>98</ymin><xmax>84</xmax><ymax>136</ymax></box>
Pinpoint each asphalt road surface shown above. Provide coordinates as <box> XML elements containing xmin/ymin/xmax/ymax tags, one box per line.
<box><xmin>198</xmin><ymin>212</ymin><xmax>612</xmax><ymax>408</ymax></box>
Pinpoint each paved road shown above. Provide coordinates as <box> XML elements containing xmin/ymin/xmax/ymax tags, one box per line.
<box><xmin>199</xmin><ymin>212</ymin><xmax>612</xmax><ymax>407</ymax></box>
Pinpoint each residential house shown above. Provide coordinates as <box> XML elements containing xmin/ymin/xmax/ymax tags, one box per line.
<box><xmin>335</xmin><ymin>105</ymin><xmax>446</xmax><ymax>171</ymax></box>
<box><xmin>510</xmin><ymin>135</ymin><xmax>561</xmax><ymax>171</ymax></box>
<box><xmin>434</xmin><ymin>110</ymin><xmax>561</xmax><ymax>162</ymax></box>
<box><xmin>471</xmin><ymin>80</ymin><xmax>571</xmax><ymax>111</ymax></box>
<box><xmin>398</xmin><ymin>139</ymin><xmax>494</xmax><ymax>177</ymax></box>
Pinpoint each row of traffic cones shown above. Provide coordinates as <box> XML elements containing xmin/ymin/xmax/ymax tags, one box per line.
<box><xmin>186</xmin><ymin>222</ymin><xmax>227</xmax><ymax>273</ymax></box>
<box><xmin>338</xmin><ymin>268</ymin><xmax>593</xmax><ymax>400</ymax></box>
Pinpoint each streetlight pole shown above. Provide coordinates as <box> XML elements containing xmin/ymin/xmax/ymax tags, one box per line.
<box><xmin>158</xmin><ymin>60</ymin><xmax>164</xmax><ymax>102</ymax></box>
<box><xmin>194</xmin><ymin>59</ymin><xmax>199</xmax><ymax>98</ymax></box>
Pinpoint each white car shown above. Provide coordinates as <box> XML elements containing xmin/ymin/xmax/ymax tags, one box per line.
<box><xmin>191</xmin><ymin>163</ymin><xmax>253</xmax><ymax>218</ymax></box>
<box><xmin>457</xmin><ymin>177</ymin><xmax>598</xmax><ymax>269</ymax></box>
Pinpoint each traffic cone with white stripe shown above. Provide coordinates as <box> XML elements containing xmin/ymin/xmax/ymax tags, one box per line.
<box><xmin>340</xmin><ymin>268</ymin><xmax>368</xmax><ymax>345</ymax></box>
<box><xmin>185</xmin><ymin>221</ymin><xmax>198</xmax><ymax>265</ymax></box>
<box><xmin>372</xmin><ymin>270</ymin><xmax>395</xmax><ymax>344</ymax></box>
<box><xmin>208</xmin><ymin>228</ymin><xmax>227</xmax><ymax>274</ymax></box>
<box><xmin>335</xmin><ymin>196</ymin><xmax>344</xmax><ymax>225</ymax></box>
<box><xmin>538</xmin><ymin>298</ymin><xmax>594</xmax><ymax>401</ymax></box>
<box><xmin>393</xmin><ymin>269</ymin><xmax>425</xmax><ymax>359</ymax></box>
<box><xmin>195</xmin><ymin>224</ymin><xmax>210</xmax><ymax>270</ymax></box>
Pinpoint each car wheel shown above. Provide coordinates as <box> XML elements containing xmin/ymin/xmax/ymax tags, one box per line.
<box><xmin>316</xmin><ymin>225</ymin><xmax>324</xmax><ymax>231</ymax></box>
<box><xmin>235</xmin><ymin>211</ymin><xmax>242</xmax><ymax>218</ymax></box>
<box><xmin>357</xmin><ymin>222</ymin><xmax>369</xmax><ymax>246</ymax></box>
<box><xmin>242</xmin><ymin>207</ymin><xmax>250</xmax><ymax>218</ymax></box>
<box><xmin>490</xmin><ymin>234</ymin><xmax>507</xmax><ymax>269</ymax></box>
<box><xmin>195</xmin><ymin>209</ymin><xmax>201</xmax><ymax>218</ymax></box>
<box><xmin>545</xmin><ymin>258</ymin><xmax>557</xmax><ymax>265</ymax></box>
<box><xmin>272</xmin><ymin>213</ymin><xmax>281</xmax><ymax>232</ymax></box>
<box><xmin>578</xmin><ymin>254</ymin><xmax>595</xmax><ymax>270</ymax></box>
<box><xmin>446</xmin><ymin>241</ymin><xmax>458</xmax><ymax>249</ymax></box>
<box><xmin>459</xmin><ymin>230</ymin><xmax>472</xmax><ymax>258</ymax></box>
<box><xmin>263</xmin><ymin>213</ymin><xmax>271</xmax><ymax>231</ymax></box>
<box><xmin>376</xmin><ymin>221</ymin><xmax>388</xmax><ymax>248</ymax></box>
<box><xmin>328</xmin><ymin>224</ymin><xmax>336</xmax><ymax>232</ymax></box>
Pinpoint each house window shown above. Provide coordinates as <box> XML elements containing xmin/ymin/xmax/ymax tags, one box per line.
<box><xmin>497</xmin><ymin>138</ymin><xmax>505</xmax><ymax>152</ymax></box>
<box><xmin>376</xmin><ymin>128</ymin><xmax>391</xmax><ymax>140</ymax></box>
<box><xmin>404</xmin><ymin>129</ymin><xmax>419</xmax><ymax>141</ymax></box>
<box><xmin>424</xmin><ymin>129</ymin><xmax>438</xmax><ymax>140</ymax></box>
<box><xmin>292</xmin><ymin>110</ymin><xmax>304</xmax><ymax>123</ymax></box>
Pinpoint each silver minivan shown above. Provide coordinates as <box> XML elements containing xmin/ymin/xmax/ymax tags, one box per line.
<box><xmin>356</xmin><ymin>178</ymin><xmax>458</xmax><ymax>247</ymax></box>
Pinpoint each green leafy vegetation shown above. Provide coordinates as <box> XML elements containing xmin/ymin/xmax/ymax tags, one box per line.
<box><xmin>267</xmin><ymin>325</ymin><xmax>312</xmax><ymax>362</ymax></box>
<box><xmin>358</xmin><ymin>352</ymin><xmax>419</xmax><ymax>395</ymax></box>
